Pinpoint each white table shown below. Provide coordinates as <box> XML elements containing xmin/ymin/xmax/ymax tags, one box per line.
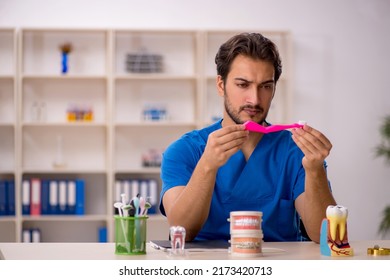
<box><xmin>1</xmin><ymin>240</ymin><xmax>389</xmax><ymax>260</ymax></box>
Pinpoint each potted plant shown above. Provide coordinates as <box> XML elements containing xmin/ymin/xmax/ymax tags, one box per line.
<box><xmin>375</xmin><ymin>115</ymin><xmax>390</xmax><ymax>237</ymax></box>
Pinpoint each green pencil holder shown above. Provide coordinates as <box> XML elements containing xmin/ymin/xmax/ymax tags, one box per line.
<box><xmin>115</xmin><ymin>215</ymin><xmax>149</xmax><ymax>255</ymax></box>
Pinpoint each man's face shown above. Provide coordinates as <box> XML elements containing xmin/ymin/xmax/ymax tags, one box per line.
<box><xmin>217</xmin><ymin>55</ymin><xmax>275</xmax><ymax>125</ymax></box>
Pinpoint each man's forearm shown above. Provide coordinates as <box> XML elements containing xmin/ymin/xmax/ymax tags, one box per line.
<box><xmin>165</xmin><ymin>156</ymin><xmax>218</xmax><ymax>240</ymax></box>
<box><xmin>301</xmin><ymin>168</ymin><xmax>336</xmax><ymax>242</ymax></box>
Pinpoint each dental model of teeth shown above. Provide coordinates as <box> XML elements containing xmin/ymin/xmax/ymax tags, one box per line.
<box><xmin>320</xmin><ymin>205</ymin><xmax>354</xmax><ymax>257</ymax></box>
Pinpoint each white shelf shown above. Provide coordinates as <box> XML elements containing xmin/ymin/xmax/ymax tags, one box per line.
<box><xmin>114</xmin><ymin>121</ymin><xmax>197</xmax><ymax>127</ymax></box>
<box><xmin>22</xmin><ymin>74</ymin><xmax>107</xmax><ymax>79</ymax></box>
<box><xmin>0</xmin><ymin>28</ymin><xmax>292</xmax><ymax>243</ymax></box>
<box><xmin>114</xmin><ymin>74</ymin><xmax>197</xmax><ymax>80</ymax></box>
<box><xmin>21</xmin><ymin>215</ymin><xmax>108</xmax><ymax>222</ymax></box>
<box><xmin>114</xmin><ymin>168</ymin><xmax>161</xmax><ymax>174</ymax></box>
<box><xmin>21</xmin><ymin>122</ymin><xmax>107</xmax><ymax>127</ymax></box>
<box><xmin>21</xmin><ymin>168</ymin><xmax>107</xmax><ymax>174</ymax></box>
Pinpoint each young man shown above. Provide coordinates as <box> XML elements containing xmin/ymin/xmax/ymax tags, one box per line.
<box><xmin>159</xmin><ymin>33</ymin><xmax>336</xmax><ymax>243</ymax></box>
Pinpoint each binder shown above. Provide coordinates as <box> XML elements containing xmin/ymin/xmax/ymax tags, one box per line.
<box><xmin>0</xmin><ymin>180</ymin><xmax>6</xmax><ymax>216</ymax></box>
<box><xmin>67</xmin><ymin>180</ymin><xmax>76</xmax><ymax>214</ymax></box>
<box><xmin>98</xmin><ymin>227</ymin><xmax>107</xmax><ymax>243</ymax></box>
<box><xmin>31</xmin><ymin>228</ymin><xmax>41</xmax><ymax>243</ymax></box>
<box><xmin>49</xmin><ymin>180</ymin><xmax>59</xmax><ymax>215</ymax></box>
<box><xmin>131</xmin><ymin>179</ymin><xmax>139</xmax><ymax>199</ymax></box>
<box><xmin>75</xmin><ymin>179</ymin><xmax>85</xmax><ymax>215</ymax></box>
<box><xmin>140</xmin><ymin>180</ymin><xmax>148</xmax><ymax>201</ymax></box>
<box><xmin>30</xmin><ymin>178</ymin><xmax>41</xmax><ymax>216</ymax></box>
<box><xmin>114</xmin><ymin>180</ymin><xmax>122</xmax><ymax>202</ymax></box>
<box><xmin>22</xmin><ymin>180</ymin><xmax>30</xmax><ymax>215</ymax></box>
<box><xmin>114</xmin><ymin>180</ymin><xmax>122</xmax><ymax>215</ymax></box>
<box><xmin>22</xmin><ymin>229</ymin><xmax>31</xmax><ymax>243</ymax></box>
<box><xmin>40</xmin><ymin>180</ymin><xmax>50</xmax><ymax>215</ymax></box>
<box><xmin>123</xmin><ymin>180</ymin><xmax>131</xmax><ymax>204</ymax></box>
<box><xmin>58</xmin><ymin>180</ymin><xmax>67</xmax><ymax>215</ymax></box>
<box><xmin>148</xmin><ymin>179</ymin><xmax>158</xmax><ymax>214</ymax></box>
<box><xmin>7</xmin><ymin>180</ymin><xmax>15</xmax><ymax>216</ymax></box>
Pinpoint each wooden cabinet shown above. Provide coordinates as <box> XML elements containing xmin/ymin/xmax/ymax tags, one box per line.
<box><xmin>0</xmin><ymin>28</ymin><xmax>291</xmax><ymax>242</ymax></box>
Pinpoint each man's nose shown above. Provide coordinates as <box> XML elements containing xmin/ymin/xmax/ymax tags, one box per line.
<box><xmin>245</xmin><ymin>87</ymin><xmax>260</xmax><ymax>104</ymax></box>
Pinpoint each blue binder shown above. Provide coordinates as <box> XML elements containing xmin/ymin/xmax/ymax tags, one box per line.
<box><xmin>40</xmin><ymin>180</ymin><xmax>50</xmax><ymax>215</ymax></box>
<box><xmin>0</xmin><ymin>180</ymin><xmax>7</xmax><ymax>216</ymax></box>
<box><xmin>7</xmin><ymin>180</ymin><xmax>15</xmax><ymax>216</ymax></box>
<box><xmin>75</xmin><ymin>179</ymin><xmax>85</xmax><ymax>215</ymax></box>
<box><xmin>98</xmin><ymin>227</ymin><xmax>107</xmax><ymax>243</ymax></box>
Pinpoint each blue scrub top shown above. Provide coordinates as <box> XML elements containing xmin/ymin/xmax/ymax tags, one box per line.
<box><xmin>160</xmin><ymin>120</ymin><xmax>314</xmax><ymax>242</ymax></box>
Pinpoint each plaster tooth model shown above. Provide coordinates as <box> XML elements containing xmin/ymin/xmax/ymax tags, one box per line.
<box><xmin>320</xmin><ymin>205</ymin><xmax>354</xmax><ymax>257</ymax></box>
<box><xmin>326</xmin><ymin>205</ymin><xmax>348</xmax><ymax>241</ymax></box>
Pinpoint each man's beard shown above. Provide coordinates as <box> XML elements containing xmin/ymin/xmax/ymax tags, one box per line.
<box><xmin>223</xmin><ymin>88</ymin><xmax>267</xmax><ymax>125</ymax></box>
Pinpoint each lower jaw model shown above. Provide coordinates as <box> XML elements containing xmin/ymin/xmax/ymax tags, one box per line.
<box><xmin>320</xmin><ymin>205</ymin><xmax>354</xmax><ymax>257</ymax></box>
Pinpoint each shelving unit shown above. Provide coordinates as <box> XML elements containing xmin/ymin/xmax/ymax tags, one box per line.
<box><xmin>0</xmin><ymin>28</ymin><xmax>17</xmax><ymax>242</ymax></box>
<box><xmin>0</xmin><ymin>28</ymin><xmax>292</xmax><ymax>242</ymax></box>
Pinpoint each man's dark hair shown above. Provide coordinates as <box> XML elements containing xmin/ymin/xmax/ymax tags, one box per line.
<box><xmin>215</xmin><ymin>32</ymin><xmax>282</xmax><ymax>83</ymax></box>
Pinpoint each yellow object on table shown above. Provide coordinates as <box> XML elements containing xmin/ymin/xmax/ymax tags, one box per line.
<box><xmin>367</xmin><ymin>245</ymin><xmax>390</xmax><ymax>256</ymax></box>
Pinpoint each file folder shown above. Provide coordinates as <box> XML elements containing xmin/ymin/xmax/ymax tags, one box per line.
<box><xmin>22</xmin><ymin>180</ymin><xmax>30</xmax><ymax>215</ymax></box>
<box><xmin>75</xmin><ymin>179</ymin><xmax>85</xmax><ymax>215</ymax></box>
<box><xmin>67</xmin><ymin>180</ymin><xmax>76</xmax><ymax>214</ymax></box>
<box><xmin>58</xmin><ymin>180</ymin><xmax>67</xmax><ymax>215</ymax></box>
<box><xmin>7</xmin><ymin>180</ymin><xmax>15</xmax><ymax>216</ymax></box>
<box><xmin>22</xmin><ymin>229</ymin><xmax>31</xmax><ymax>243</ymax></box>
<box><xmin>149</xmin><ymin>179</ymin><xmax>158</xmax><ymax>214</ymax></box>
<box><xmin>40</xmin><ymin>180</ymin><xmax>50</xmax><ymax>215</ymax></box>
<box><xmin>0</xmin><ymin>180</ymin><xmax>6</xmax><ymax>216</ymax></box>
<box><xmin>30</xmin><ymin>178</ymin><xmax>41</xmax><ymax>216</ymax></box>
<box><xmin>49</xmin><ymin>180</ymin><xmax>59</xmax><ymax>215</ymax></box>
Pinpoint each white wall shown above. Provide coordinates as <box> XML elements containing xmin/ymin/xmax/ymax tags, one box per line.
<box><xmin>1</xmin><ymin>0</ymin><xmax>389</xmax><ymax>241</ymax></box>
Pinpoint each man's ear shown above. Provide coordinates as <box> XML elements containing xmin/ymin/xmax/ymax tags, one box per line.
<box><xmin>216</xmin><ymin>75</ymin><xmax>225</xmax><ymax>97</ymax></box>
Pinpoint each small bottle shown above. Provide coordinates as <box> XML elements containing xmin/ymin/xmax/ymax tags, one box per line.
<box><xmin>84</xmin><ymin>104</ymin><xmax>93</xmax><ymax>122</ymax></box>
<box><xmin>67</xmin><ymin>103</ymin><xmax>76</xmax><ymax>122</ymax></box>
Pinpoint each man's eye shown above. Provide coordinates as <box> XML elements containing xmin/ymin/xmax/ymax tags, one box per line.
<box><xmin>237</xmin><ymin>83</ymin><xmax>248</xmax><ymax>88</ymax></box>
<box><xmin>261</xmin><ymin>84</ymin><xmax>275</xmax><ymax>90</ymax></box>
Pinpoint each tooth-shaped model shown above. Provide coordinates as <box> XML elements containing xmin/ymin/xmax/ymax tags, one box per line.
<box><xmin>326</xmin><ymin>205</ymin><xmax>348</xmax><ymax>242</ymax></box>
<box><xmin>320</xmin><ymin>205</ymin><xmax>354</xmax><ymax>257</ymax></box>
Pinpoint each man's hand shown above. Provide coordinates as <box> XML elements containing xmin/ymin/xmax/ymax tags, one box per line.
<box><xmin>291</xmin><ymin>125</ymin><xmax>332</xmax><ymax>171</ymax></box>
<box><xmin>202</xmin><ymin>124</ymin><xmax>249</xmax><ymax>171</ymax></box>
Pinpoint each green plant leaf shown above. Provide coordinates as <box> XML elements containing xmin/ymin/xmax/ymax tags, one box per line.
<box><xmin>376</xmin><ymin>116</ymin><xmax>390</xmax><ymax>162</ymax></box>
<box><xmin>379</xmin><ymin>206</ymin><xmax>390</xmax><ymax>237</ymax></box>
<box><xmin>376</xmin><ymin>116</ymin><xmax>390</xmax><ymax>235</ymax></box>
